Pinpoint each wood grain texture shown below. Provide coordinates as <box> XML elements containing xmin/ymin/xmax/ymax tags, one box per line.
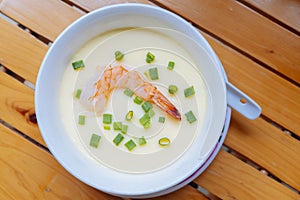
<box><xmin>201</xmin><ymin>31</ymin><xmax>300</xmax><ymax>136</ymax></box>
<box><xmin>0</xmin><ymin>124</ymin><xmax>120</xmax><ymax>200</ymax></box>
<box><xmin>194</xmin><ymin>150</ymin><xmax>300</xmax><ymax>200</ymax></box>
<box><xmin>0</xmin><ymin>71</ymin><xmax>45</xmax><ymax>146</ymax></box>
<box><xmin>0</xmin><ymin>17</ymin><xmax>47</xmax><ymax>83</ymax></box>
<box><xmin>226</xmin><ymin>111</ymin><xmax>300</xmax><ymax>191</ymax></box>
<box><xmin>148</xmin><ymin>186</ymin><xmax>208</xmax><ymax>200</ymax></box>
<box><xmin>243</xmin><ymin>0</ymin><xmax>300</xmax><ymax>33</ymax></box>
<box><xmin>155</xmin><ymin>0</ymin><xmax>300</xmax><ymax>84</ymax></box>
<box><xmin>70</xmin><ymin>0</ymin><xmax>151</xmax><ymax>11</ymax></box>
<box><xmin>0</xmin><ymin>0</ymin><xmax>83</xmax><ymax>41</ymax></box>
<box><xmin>0</xmin><ymin>0</ymin><xmax>299</xmax><ymax>199</ymax></box>
<box><xmin>0</xmin><ymin>70</ymin><xmax>207</xmax><ymax>199</ymax></box>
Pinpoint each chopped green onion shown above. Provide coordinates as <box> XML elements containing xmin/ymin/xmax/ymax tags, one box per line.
<box><xmin>134</xmin><ymin>96</ymin><xmax>143</xmax><ymax>105</ymax></box>
<box><xmin>148</xmin><ymin>67</ymin><xmax>159</xmax><ymax>80</ymax></box>
<box><xmin>72</xmin><ymin>60</ymin><xmax>85</xmax><ymax>70</ymax></box>
<box><xmin>125</xmin><ymin>110</ymin><xmax>134</xmax><ymax>121</ymax></box>
<box><xmin>113</xmin><ymin>133</ymin><xmax>124</xmax><ymax>146</ymax></box>
<box><xmin>121</xmin><ymin>124</ymin><xmax>128</xmax><ymax>134</ymax></box>
<box><xmin>168</xmin><ymin>85</ymin><xmax>178</xmax><ymax>94</ymax></box>
<box><xmin>147</xmin><ymin>109</ymin><xmax>155</xmax><ymax>117</ymax></box>
<box><xmin>103</xmin><ymin>114</ymin><xmax>112</xmax><ymax>124</ymax></box>
<box><xmin>138</xmin><ymin>137</ymin><xmax>147</xmax><ymax>146</ymax></box>
<box><xmin>185</xmin><ymin>110</ymin><xmax>197</xmax><ymax>124</ymax></box>
<box><xmin>159</xmin><ymin>117</ymin><xmax>165</xmax><ymax>123</ymax></box>
<box><xmin>159</xmin><ymin>137</ymin><xmax>170</xmax><ymax>146</ymax></box>
<box><xmin>124</xmin><ymin>88</ymin><xmax>134</xmax><ymax>97</ymax></box>
<box><xmin>78</xmin><ymin>115</ymin><xmax>85</xmax><ymax>125</ymax></box>
<box><xmin>74</xmin><ymin>89</ymin><xmax>82</xmax><ymax>99</ymax></box>
<box><xmin>104</xmin><ymin>125</ymin><xmax>111</xmax><ymax>130</ymax></box>
<box><xmin>139</xmin><ymin>113</ymin><xmax>150</xmax><ymax>127</ymax></box>
<box><xmin>168</xmin><ymin>61</ymin><xmax>175</xmax><ymax>70</ymax></box>
<box><xmin>90</xmin><ymin>134</ymin><xmax>101</xmax><ymax>148</ymax></box>
<box><xmin>144</xmin><ymin>71</ymin><xmax>150</xmax><ymax>79</ymax></box>
<box><xmin>115</xmin><ymin>51</ymin><xmax>124</xmax><ymax>61</ymax></box>
<box><xmin>184</xmin><ymin>86</ymin><xmax>195</xmax><ymax>97</ymax></box>
<box><xmin>125</xmin><ymin>139</ymin><xmax>136</xmax><ymax>151</ymax></box>
<box><xmin>146</xmin><ymin>57</ymin><xmax>153</xmax><ymax>63</ymax></box>
<box><xmin>113</xmin><ymin>122</ymin><xmax>122</xmax><ymax>130</ymax></box>
<box><xmin>143</xmin><ymin>121</ymin><xmax>151</xmax><ymax>129</ymax></box>
<box><xmin>146</xmin><ymin>52</ymin><xmax>155</xmax><ymax>63</ymax></box>
<box><xmin>142</xmin><ymin>101</ymin><xmax>153</xmax><ymax>112</ymax></box>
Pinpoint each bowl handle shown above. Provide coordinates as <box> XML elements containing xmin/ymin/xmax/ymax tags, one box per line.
<box><xmin>226</xmin><ymin>82</ymin><xmax>261</xmax><ymax>120</ymax></box>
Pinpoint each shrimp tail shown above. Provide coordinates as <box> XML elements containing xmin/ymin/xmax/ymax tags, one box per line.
<box><xmin>152</xmin><ymin>91</ymin><xmax>181</xmax><ymax>120</ymax></box>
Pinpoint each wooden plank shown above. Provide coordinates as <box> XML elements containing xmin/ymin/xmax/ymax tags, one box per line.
<box><xmin>0</xmin><ymin>0</ymin><xmax>83</xmax><ymax>41</ymax></box>
<box><xmin>0</xmin><ymin>1</ymin><xmax>151</xmax><ymax>84</ymax></box>
<box><xmin>0</xmin><ymin>17</ymin><xmax>47</xmax><ymax>84</ymax></box>
<box><xmin>148</xmin><ymin>186</ymin><xmax>208</xmax><ymax>200</ymax></box>
<box><xmin>194</xmin><ymin>150</ymin><xmax>300</xmax><ymax>200</ymax></box>
<box><xmin>242</xmin><ymin>0</ymin><xmax>300</xmax><ymax>33</ymax></box>
<box><xmin>70</xmin><ymin>0</ymin><xmax>151</xmax><ymax>12</ymax></box>
<box><xmin>0</xmin><ymin>124</ymin><xmax>120</xmax><ymax>200</ymax></box>
<box><xmin>226</xmin><ymin>111</ymin><xmax>300</xmax><ymax>191</ymax></box>
<box><xmin>0</xmin><ymin>71</ymin><xmax>45</xmax><ymax>146</ymax></box>
<box><xmin>201</xmin><ymin>31</ymin><xmax>300</xmax><ymax>136</ymax></box>
<box><xmin>0</xmin><ymin>70</ymin><xmax>207</xmax><ymax>199</ymax></box>
<box><xmin>155</xmin><ymin>0</ymin><xmax>300</xmax><ymax>84</ymax></box>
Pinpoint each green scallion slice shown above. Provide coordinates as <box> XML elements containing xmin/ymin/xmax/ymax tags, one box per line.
<box><xmin>74</xmin><ymin>89</ymin><xmax>82</xmax><ymax>99</ymax></box>
<box><xmin>168</xmin><ymin>61</ymin><xmax>175</xmax><ymax>70</ymax></box>
<box><xmin>90</xmin><ymin>133</ymin><xmax>101</xmax><ymax>148</ymax></box>
<box><xmin>113</xmin><ymin>122</ymin><xmax>122</xmax><ymax>131</ymax></box>
<box><xmin>115</xmin><ymin>51</ymin><xmax>124</xmax><ymax>61</ymax></box>
<box><xmin>139</xmin><ymin>113</ymin><xmax>150</xmax><ymax>127</ymax></box>
<box><xmin>159</xmin><ymin>117</ymin><xmax>165</xmax><ymax>123</ymax></box>
<box><xmin>113</xmin><ymin>133</ymin><xmax>124</xmax><ymax>146</ymax></box>
<box><xmin>144</xmin><ymin>71</ymin><xmax>150</xmax><ymax>79</ymax></box>
<box><xmin>125</xmin><ymin>139</ymin><xmax>136</xmax><ymax>151</ymax></box>
<box><xmin>146</xmin><ymin>52</ymin><xmax>155</xmax><ymax>63</ymax></box>
<box><xmin>72</xmin><ymin>60</ymin><xmax>85</xmax><ymax>70</ymax></box>
<box><xmin>148</xmin><ymin>67</ymin><xmax>159</xmax><ymax>80</ymax></box>
<box><xmin>142</xmin><ymin>101</ymin><xmax>153</xmax><ymax>113</ymax></box>
<box><xmin>124</xmin><ymin>88</ymin><xmax>134</xmax><ymax>97</ymax></box>
<box><xmin>138</xmin><ymin>137</ymin><xmax>147</xmax><ymax>146</ymax></box>
<box><xmin>104</xmin><ymin>125</ymin><xmax>111</xmax><ymax>130</ymax></box>
<box><xmin>147</xmin><ymin>109</ymin><xmax>155</xmax><ymax>117</ymax></box>
<box><xmin>125</xmin><ymin>110</ymin><xmax>133</xmax><ymax>121</ymax></box>
<box><xmin>185</xmin><ymin>110</ymin><xmax>197</xmax><ymax>124</ymax></box>
<box><xmin>143</xmin><ymin>121</ymin><xmax>151</xmax><ymax>129</ymax></box>
<box><xmin>168</xmin><ymin>85</ymin><xmax>178</xmax><ymax>94</ymax></box>
<box><xmin>78</xmin><ymin>115</ymin><xmax>85</xmax><ymax>125</ymax></box>
<box><xmin>121</xmin><ymin>124</ymin><xmax>128</xmax><ymax>134</ymax></box>
<box><xmin>134</xmin><ymin>96</ymin><xmax>143</xmax><ymax>105</ymax></box>
<box><xmin>103</xmin><ymin>114</ymin><xmax>112</xmax><ymax>124</ymax></box>
<box><xmin>159</xmin><ymin>137</ymin><xmax>170</xmax><ymax>146</ymax></box>
<box><xmin>184</xmin><ymin>86</ymin><xmax>195</xmax><ymax>97</ymax></box>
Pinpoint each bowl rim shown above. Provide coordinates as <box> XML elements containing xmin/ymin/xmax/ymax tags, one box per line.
<box><xmin>35</xmin><ymin>3</ymin><xmax>227</xmax><ymax>196</ymax></box>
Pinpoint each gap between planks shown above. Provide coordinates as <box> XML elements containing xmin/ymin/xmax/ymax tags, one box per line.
<box><xmin>236</xmin><ymin>0</ymin><xmax>300</xmax><ymax>35</ymax></box>
<box><xmin>150</xmin><ymin>0</ymin><xmax>300</xmax><ymax>87</ymax></box>
<box><xmin>1</xmin><ymin>0</ymin><xmax>298</xmax><ymax>197</ymax></box>
<box><xmin>222</xmin><ymin>144</ymin><xmax>300</xmax><ymax>194</ymax></box>
<box><xmin>0</xmin><ymin>0</ymin><xmax>298</xmax><ymax>146</ymax></box>
<box><xmin>0</xmin><ymin>0</ymin><xmax>298</xmax><ymax>140</ymax></box>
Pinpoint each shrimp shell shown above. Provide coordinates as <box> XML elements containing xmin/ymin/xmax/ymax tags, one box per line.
<box><xmin>80</xmin><ymin>65</ymin><xmax>181</xmax><ymax>120</ymax></box>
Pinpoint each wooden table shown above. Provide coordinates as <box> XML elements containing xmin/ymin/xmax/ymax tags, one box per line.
<box><xmin>0</xmin><ymin>0</ymin><xmax>299</xmax><ymax>199</ymax></box>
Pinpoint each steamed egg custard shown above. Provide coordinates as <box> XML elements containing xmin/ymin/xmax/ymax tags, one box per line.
<box><xmin>59</xmin><ymin>28</ymin><xmax>208</xmax><ymax>173</ymax></box>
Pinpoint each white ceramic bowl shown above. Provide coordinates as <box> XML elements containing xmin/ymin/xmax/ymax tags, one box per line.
<box><xmin>36</xmin><ymin>4</ymin><xmax>231</xmax><ymax>197</ymax></box>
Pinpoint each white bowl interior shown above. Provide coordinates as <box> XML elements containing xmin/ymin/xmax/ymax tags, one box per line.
<box><xmin>35</xmin><ymin>4</ymin><xmax>226</xmax><ymax>196</ymax></box>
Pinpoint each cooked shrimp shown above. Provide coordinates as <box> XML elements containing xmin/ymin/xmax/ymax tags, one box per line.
<box><xmin>80</xmin><ymin>65</ymin><xmax>181</xmax><ymax>120</ymax></box>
